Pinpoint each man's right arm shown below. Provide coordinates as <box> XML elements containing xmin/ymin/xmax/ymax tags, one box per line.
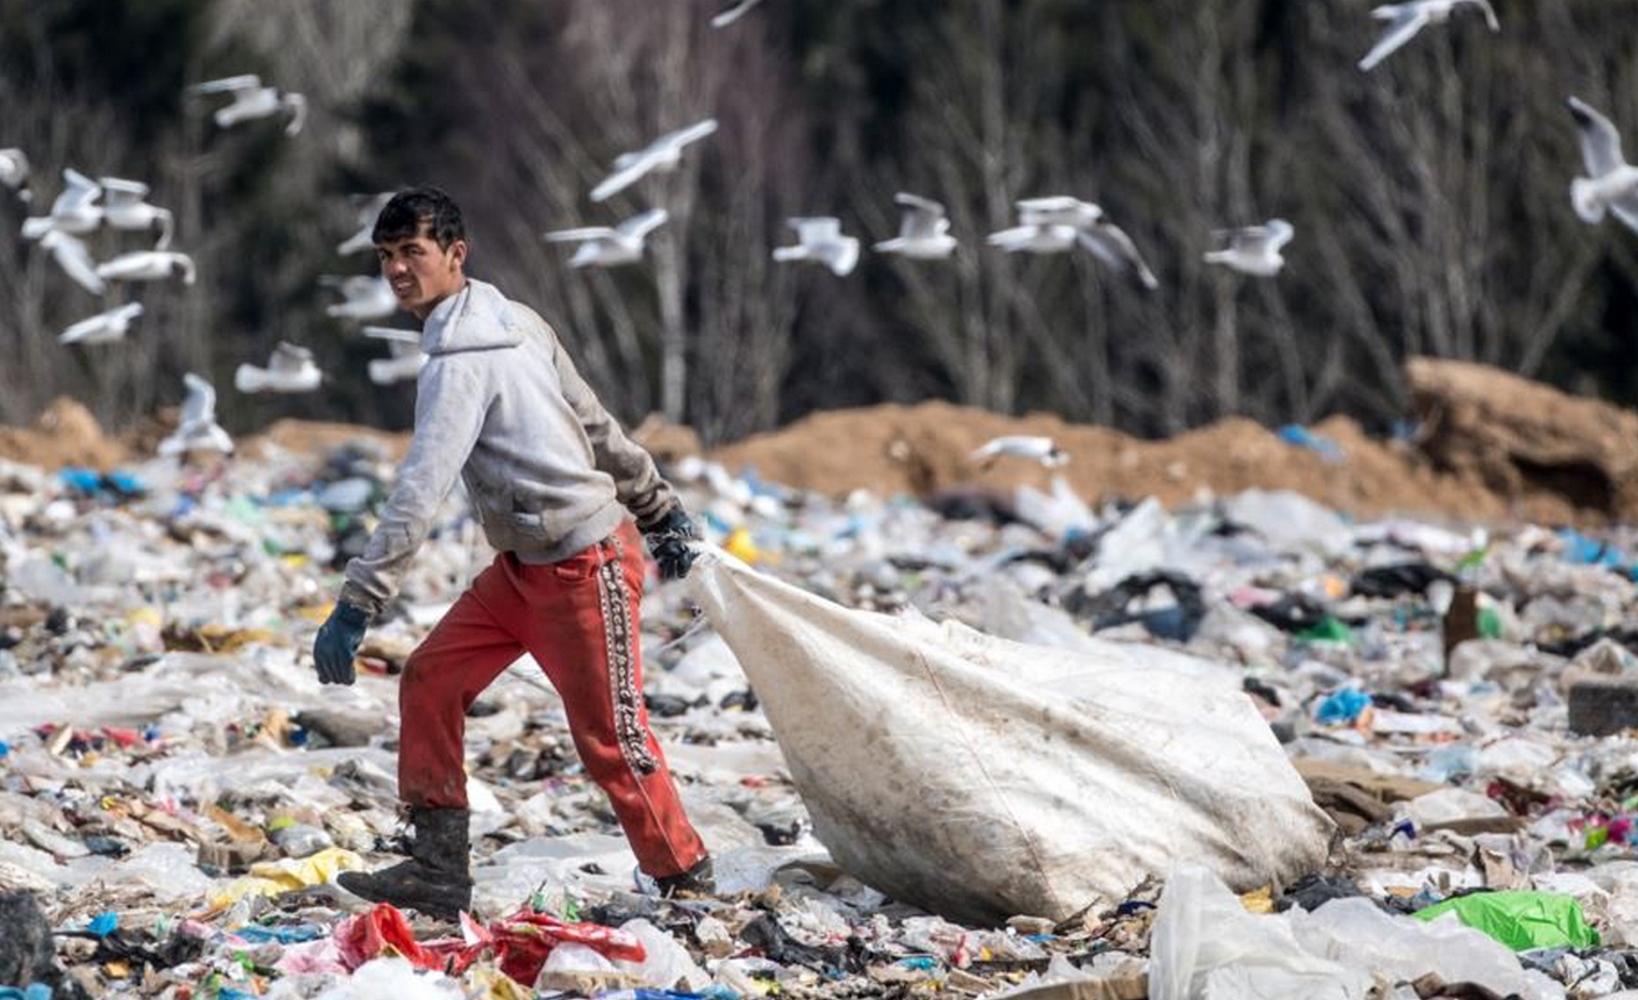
<box><xmin>338</xmin><ymin>356</ymin><xmax>490</xmax><ymax>617</ymax></box>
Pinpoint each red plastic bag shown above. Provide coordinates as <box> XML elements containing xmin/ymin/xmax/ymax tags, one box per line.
<box><xmin>335</xmin><ymin>903</ymin><xmax>444</xmax><ymax>972</ymax></box>
<box><xmin>490</xmin><ymin>911</ymin><xmax>646</xmax><ymax>986</ymax></box>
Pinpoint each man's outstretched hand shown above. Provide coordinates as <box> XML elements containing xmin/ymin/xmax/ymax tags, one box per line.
<box><xmin>314</xmin><ymin>601</ymin><xmax>370</xmax><ymax>685</ymax></box>
<box><xmin>644</xmin><ymin>506</ymin><xmax>699</xmax><ymax>581</ymax></box>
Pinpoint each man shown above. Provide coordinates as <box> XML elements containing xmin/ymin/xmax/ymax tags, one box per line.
<box><xmin>313</xmin><ymin>187</ymin><xmax>710</xmax><ymax>919</ymax></box>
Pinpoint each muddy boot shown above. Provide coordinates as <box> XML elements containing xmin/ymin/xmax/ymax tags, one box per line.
<box><xmin>337</xmin><ymin>807</ymin><xmax>473</xmax><ymax>919</ymax></box>
<box><xmin>656</xmin><ymin>855</ymin><xmax>715</xmax><ymax>898</ymax></box>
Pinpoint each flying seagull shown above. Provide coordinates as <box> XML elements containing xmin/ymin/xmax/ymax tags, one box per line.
<box><xmin>711</xmin><ymin>0</ymin><xmax>767</xmax><ymax>28</ymax></box>
<box><xmin>772</xmin><ymin>217</ymin><xmax>860</xmax><ymax>276</ymax></box>
<box><xmin>1359</xmin><ymin>0</ymin><xmax>1499</xmax><ymax>72</ymax></box>
<box><xmin>97</xmin><ymin>250</ymin><xmax>197</xmax><ymax>285</ymax></box>
<box><xmin>1204</xmin><ymin>219</ymin><xmax>1294</xmax><ymax>277</ymax></box>
<box><xmin>21</xmin><ymin>168</ymin><xmax>103</xmax><ymax>240</ymax></box>
<box><xmin>0</xmin><ymin>149</ymin><xmax>31</xmax><ymax>203</ymax></box>
<box><xmin>361</xmin><ymin>327</ymin><xmax>427</xmax><ymax>385</ymax></box>
<box><xmin>1567</xmin><ymin>97</ymin><xmax>1638</xmax><ymax>235</ymax></box>
<box><xmin>971</xmin><ymin>436</ymin><xmax>1069</xmax><ymax>469</ymax></box>
<box><xmin>591</xmin><ymin>119</ymin><xmax>718</xmax><ymax>203</ymax></box>
<box><xmin>337</xmin><ymin>192</ymin><xmax>394</xmax><ymax>256</ymax></box>
<box><xmin>873</xmin><ymin>193</ymin><xmax>958</xmax><ymax>260</ymax></box>
<box><xmin>545</xmin><ymin>208</ymin><xmax>669</xmax><ymax>268</ymax></box>
<box><xmin>39</xmin><ymin>231</ymin><xmax>106</xmax><ymax>295</ymax></box>
<box><xmin>159</xmin><ymin>373</ymin><xmax>235</xmax><ymax>456</ymax></box>
<box><xmin>235</xmin><ymin>342</ymin><xmax>323</xmax><ymax>394</ymax></box>
<box><xmin>987</xmin><ymin>197</ymin><xmax>1102</xmax><ymax>254</ymax></box>
<box><xmin>100</xmin><ymin>177</ymin><xmax>174</xmax><ymax>249</ymax></box>
<box><xmin>59</xmin><ymin>302</ymin><xmax>144</xmax><ymax>346</ymax></box>
<box><xmin>192</xmin><ymin>75</ymin><xmax>307</xmax><ymax>136</ymax></box>
<box><xmin>321</xmin><ymin>275</ymin><xmax>397</xmax><ymax>321</ymax></box>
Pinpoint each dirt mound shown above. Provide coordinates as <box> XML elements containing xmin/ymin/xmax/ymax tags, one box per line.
<box><xmin>1407</xmin><ymin>357</ymin><xmax>1638</xmax><ymax>524</ymax></box>
<box><xmin>242</xmin><ymin>420</ymin><xmax>411</xmax><ymax>462</ymax></box>
<box><xmin>710</xmin><ymin>383</ymin><xmax>1595</xmax><ymax>524</ymax></box>
<box><xmin>0</xmin><ymin>398</ymin><xmax>128</xmax><ymax>471</ymax></box>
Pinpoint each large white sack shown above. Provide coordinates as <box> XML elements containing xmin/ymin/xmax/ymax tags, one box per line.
<box><xmin>688</xmin><ymin>553</ymin><xmax>1333</xmax><ymax>925</ymax></box>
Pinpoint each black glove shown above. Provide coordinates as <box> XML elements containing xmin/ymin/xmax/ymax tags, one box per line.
<box><xmin>314</xmin><ymin>601</ymin><xmax>369</xmax><ymax>685</ymax></box>
<box><xmin>643</xmin><ymin>506</ymin><xmax>699</xmax><ymax>581</ymax></box>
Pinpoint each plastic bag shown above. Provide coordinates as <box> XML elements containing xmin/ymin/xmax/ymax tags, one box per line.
<box><xmin>1413</xmin><ymin>891</ymin><xmax>1600</xmax><ymax>951</ymax></box>
<box><xmin>689</xmin><ymin>553</ymin><xmax>1332</xmax><ymax>924</ymax></box>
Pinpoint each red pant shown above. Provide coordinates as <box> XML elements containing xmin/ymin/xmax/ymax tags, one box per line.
<box><xmin>396</xmin><ymin>521</ymin><xmax>707</xmax><ymax>878</ymax></box>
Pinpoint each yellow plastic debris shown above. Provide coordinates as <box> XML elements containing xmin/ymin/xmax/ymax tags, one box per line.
<box><xmin>725</xmin><ymin>527</ymin><xmax>762</xmax><ymax>565</ymax></box>
<box><xmin>209</xmin><ymin>846</ymin><xmax>362</xmax><ymax>906</ymax></box>
<box><xmin>1239</xmin><ymin>884</ymin><xmax>1275</xmax><ymax>914</ymax></box>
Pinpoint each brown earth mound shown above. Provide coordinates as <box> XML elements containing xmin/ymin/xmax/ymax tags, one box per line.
<box><xmin>241</xmin><ymin>420</ymin><xmax>411</xmax><ymax>462</ymax></box>
<box><xmin>709</xmin><ymin>401</ymin><xmax>1507</xmax><ymax>521</ymax></box>
<box><xmin>0</xmin><ymin>398</ymin><xmax>128</xmax><ymax>471</ymax></box>
<box><xmin>1407</xmin><ymin>357</ymin><xmax>1638</xmax><ymax>523</ymax></box>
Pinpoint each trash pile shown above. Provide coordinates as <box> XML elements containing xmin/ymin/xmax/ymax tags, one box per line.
<box><xmin>6</xmin><ymin>418</ymin><xmax>1638</xmax><ymax>998</ymax></box>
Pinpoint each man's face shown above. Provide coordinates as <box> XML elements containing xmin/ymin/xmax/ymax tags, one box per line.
<box><xmin>376</xmin><ymin>227</ymin><xmax>467</xmax><ymax>319</ymax></box>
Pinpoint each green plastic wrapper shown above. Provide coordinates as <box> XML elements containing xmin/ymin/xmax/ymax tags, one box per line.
<box><xmin>1414</xmin><ymin>891</ymin><xmax>1600</xmax><ymax>950</ymax></box>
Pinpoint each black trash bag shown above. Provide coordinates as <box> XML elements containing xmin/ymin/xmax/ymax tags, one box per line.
<box><xmin>1350</xmin><ymin>563</ymin><xmax>1456</xmax><ymax>599</ymax></box>
<box><xmin>1069</xmin><ymin>570</ymin><xmax>1208</xmax><ymax>643</ymax></box>
<box><xmin>740</xmin><ymin>913</ymin><xmax>854</xmax><ymax>971</ymax></box>
<box><xmin>1249</xmin><ymin>593</ymin><xmax>1330</xmax><ymax>633</ymax></box>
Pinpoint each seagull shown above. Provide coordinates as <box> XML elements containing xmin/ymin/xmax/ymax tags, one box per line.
<box><xmin>591</xmin><ymin>119</ymin><xmax>718</xmax><ymax>203</ymax></box>
<box><xmin>20</xmin><ymin>168</ymin><xmax>103</xmax><ymax>240</ymax></box>
<box><xmin>711</xmin><ymin>0</ymin><xmax>767</xmax><ymax>28</ymax></box>
<box><xmin>191</xmin><ymin>75</ymin><xmax>307</xmax><ymax>136</ymax></box>
<box><xmin>1567</xmin><ymin>97</ymin><xmax>1638</xmax><ymax>235</ymax></box>
<box><xmin>159</xmin><ymin>373</ymin><xmax>234</xmax><ymax>456</ymax></box>
<box><xmin>1204</xmin><ymin>219</ymin><xmax>1294</xmax><ymax>277</ymax></box>
<box><xmin>873</xmin><ymin>193</ymin><xmax>958</xmax><ymax>260</ymax></box>
<box><xmin>38</xmin><ymin>231</ymin><xmax>106</xmax><ymax>295</ymax></box>
<box><xmin>362</xmin><ymin>327</ymin><xmax>427</xmax><ymax>385</ymax></box>
<box><xmin>235</xmin><ymin>342</ymin><xmax>323</xmax><ymax>394</ymax></box>
<box><xmin>100</xmin><ymin>177</ymin><xmax>174</xmax><ymax>250</ymax></box>
<box><xmin>987</xmin><ymin>197</ymin><xmax>1102</xmax><ymax>254</ymax></box>
<box><xmin>321</xmin><ymin>275</ymin><xmax>397</xmax><ymax>321</ymax></box>
<box><xmin>97</xmin><ymin>250</ymin><xmax>197</xmax><ymax>285</ymax></box>
<box><xmin>772</xmin><ymin>217</ymin><xmax>860</xmax><ymax>276</ymax></box>
<box><xmin>337</xmin><ymin>192</ymin><xmax>394</xmax><ymax>256</ymax></box>
<box><xmin>544</xmin><ymin>208</ymin><xmax>669</xmax><ymax>268</ymax></box>
<box><xmin>1358</xmin><ymin>0</ymin><xmax>1499</xmax><ymax>72</ymax></box>
<box><xmin>971</xmin><ymin>436</ymin><xmax>1068</xmax><ymax>469</ymax></box>
<box><xmin>989</xmin><ymin>196</ymin><xmax>1159</xmax><ymax>288</ymax></box>
<box><xmin>59</xmin><ymin>302</ymin><xmax>143</xmax><ymax>346</ymax></box>
<box><xmin>0</xmin><ymin>149</ymin><xmax>30</xmax><ymax>203</ymax></box>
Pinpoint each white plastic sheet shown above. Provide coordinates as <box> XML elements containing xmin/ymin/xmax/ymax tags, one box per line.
<box><xmin>689</xmin><ymin>553</ymin><xmax>1332</xmax><ymax>924</ymax></box>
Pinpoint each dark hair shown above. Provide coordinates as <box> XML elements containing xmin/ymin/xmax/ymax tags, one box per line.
<box><xmin>372</xmin><ymin>186</ymin><xmax>466</xmax><ymax>249</ymax></box>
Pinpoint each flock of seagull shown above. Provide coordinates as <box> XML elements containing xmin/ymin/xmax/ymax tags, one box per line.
<box><xmin>2</xmin><ymin>0</ymin><xmax>1637</xmax><ymax>462</ymax></box>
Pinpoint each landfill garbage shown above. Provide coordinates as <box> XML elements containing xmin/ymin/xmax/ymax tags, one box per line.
<box><xmin>6</xmin><ymin>425</ymin><xmax>1638</xmax><ymax>997</ymax></box>
<box><xmin>689</xmin><ymin>551</ymin><xmax>1332</xmax><ymax>924</ymax></box>
<box><xmin>1413</xmin><ymin>891</ymin><xmax>1601</xmax><ymax>951</ymax></box>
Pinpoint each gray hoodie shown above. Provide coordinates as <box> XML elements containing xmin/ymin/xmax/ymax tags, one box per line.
<box><xmin>339</xmin><ymin>278</ymin><xmax>676</xmax><ymax>616</ymax></box>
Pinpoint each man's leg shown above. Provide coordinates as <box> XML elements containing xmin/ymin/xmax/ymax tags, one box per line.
<box><xmin>339</xmin><ymin>556</ymin><xmax>525</xmax><ymax>917</ymax></box>
<box><xmin>508</xmin><ymin>523</ymin><xmax>709</xmax><ymax>879</ymax></box>
<box><xmin>397</xmin><ymin>558</ymin><xmax>527</xmax><ymax>809</ymax></box>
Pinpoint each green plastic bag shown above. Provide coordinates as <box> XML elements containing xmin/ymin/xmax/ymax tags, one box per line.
<box><xmin>1414</xmin><ymin>891</ymin><xmax>1600</xmax><ymax>950</ymax></box>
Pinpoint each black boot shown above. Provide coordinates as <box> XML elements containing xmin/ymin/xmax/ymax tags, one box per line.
<box><xmin>655</xmin><ymin>855</ymin><xmax>715</xmax><ymax>898</ymax></box>
<box><xmin>337</xmin><ymin>807</ymin><xmax>473</xmax><ymax>919</ymax></box>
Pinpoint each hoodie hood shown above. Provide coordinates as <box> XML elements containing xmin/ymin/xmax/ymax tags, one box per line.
<box><xmin>421</xmin><ymin>279</ymin><xmax>527</xmax><ymax>356</ymax></box>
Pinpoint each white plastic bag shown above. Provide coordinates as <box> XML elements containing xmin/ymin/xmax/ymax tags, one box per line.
<box><xmin>689</xmin><ymin>553</ymin><xmax>1332</xmax><ymax>924</ymax></box>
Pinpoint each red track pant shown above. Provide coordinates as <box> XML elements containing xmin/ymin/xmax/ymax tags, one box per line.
<box><xmin>396</xmin><ymin>521</ymin><xmax>708</xmax><ymax>878</ymax></box>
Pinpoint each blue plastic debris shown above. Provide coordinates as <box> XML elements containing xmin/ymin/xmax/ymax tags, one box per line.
<box><xmin>0</xmin><ymin>985</ymin><xmax>54</xmax><ymax>1000</ymax></box>
<box><xmin>897</xmin><ymin>956</ymin><xmax>939</xmax><ymax>971</ymax></box>
<box><xmin>1315</xmin><ymin>687</ymin><xmax>1372</xmax><ymax>724</ymax></box>
<box><xmin>229</xmin><ymin>924</ymin><xmax>324</xmax><ymax>944</ymax></box>
<box><xmin>1276</xmin><ymin>424</ymin><xmax>1344</xmax><ymax>463</ymax></box>
<box><xmin>88</xmin><ymin>911</ymin><xmax>117</xmax><ymax>937</ymax></box>
<box><xmin>0</xmin><ymin>740</ymin><xmax>10</xmax><ymax>759</ymax></box>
